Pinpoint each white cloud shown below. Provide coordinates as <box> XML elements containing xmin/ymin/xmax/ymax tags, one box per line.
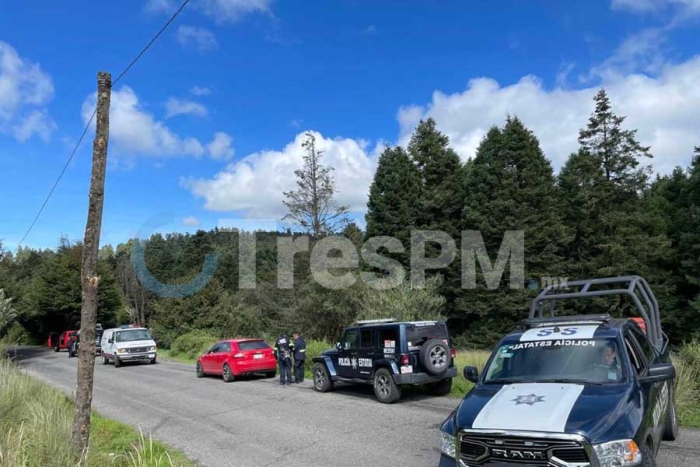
<box><xmin>207</xmin><ymin>132</ymin><xmax>234</xmax><ymax>160</ymax></box>
<box><xmin>147</xmin><ymin>0</ymin><xmax>271</xmax><ymax>23</ymax></box>
<box><xmin>82</xmin><ymin>86</ymin><xmax>209</xmax><ymax>159</ymax></box>
<box><xmin>182</xmin><ymin>216</ymin><xmax>201</xmax><ymax>227</ymax></box>
<box><xmin>361</xmin><ymin>25</ymin><xmax>377</xmax><ymax>36</ymax></box>
<box><xmin>12</xmin><ymin>110</ymin><xmax>56</xmax><ymax>142</ymax></box>
<box><xmin>0</xmin><ymin>41</ymin><xmax>55</xmax><ymax>141</ymax></box>
<box><xmin>197</xmin><ymin>0</ymin><xmax>272</xmax><ymax>23</ymax></box>
<box><xmin>177</xmin><ymin>25</ymin><xmax>218</xmax><ymax>52</ymax></box>
<box><xmin>612</xmin><ymin>0</ymin><xmax>700</xmax><ymax>15</ymax></box>
<box><xmin>588</xmin><ymin>28</ymin><xmax>669</xmax><ymax>80</ymax></box>
<box><xmin>165</xmin><ymin>97</ymin><xmax>208</xmax><ymax>118</ymax></box>
<box><xmin>397</xmin><ymin>56</ymin><xmax>700</xmax><ymax>175</ymax></box>
<box><xmin>191</xmin><ymin>85</ymin><xmax>211</xmax><ymax>96</ymax></box>
<box><xmin>185</xmin><ymin>131</ymin><xmax>376</xmax><ymax>218</ymax></box>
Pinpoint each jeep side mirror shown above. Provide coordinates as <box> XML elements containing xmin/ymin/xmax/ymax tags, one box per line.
<box><xmin>463</xmin><ymin>366</ymin><xmax>479</xmax><ymax>384</ymax></box>
<box><xmin>639</xmin><ymin>362</ymin><xmax>675</xmax><ymax>384</ymax></box>
<box><xmin>336</xmin><ymin>342</ymin><xmax>341</xmax><ymax>350</ymax></box>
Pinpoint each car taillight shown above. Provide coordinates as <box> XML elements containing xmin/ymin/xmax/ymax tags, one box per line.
<box><xmin>400</xmin><ymin>354</ymin><xmax>410</xmax><ymax>365</ymax></box>
<box><xmin>450</xmin><ymin>349</ymin><xmax>456</xmax><ymax>359</ymax></box>
<box><xmin>233</xmin><ymin>353</ymin><xmax>244</xmax><ymax>359</ymax></box>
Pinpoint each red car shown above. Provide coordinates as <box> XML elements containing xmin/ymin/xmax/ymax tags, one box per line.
<box><xmin>196</xmin><ymin>339</ymin><xmax>277</xmax><ymax>382</ymax></box>
<box><xmin>54</xmin><ymin>330</ymin><xmax>78</xmax><ymax>352</ymax></box>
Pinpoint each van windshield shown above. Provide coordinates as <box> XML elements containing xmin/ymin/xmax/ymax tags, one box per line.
<box><xmin>115</xmin><ymin>329</ymin><xmax>151</xmax><ymax>343</ymax></box>
<box><xmin>484</xmin><ymin>337</ymin><xmax>625</xmax><ymax>384</ymax></box>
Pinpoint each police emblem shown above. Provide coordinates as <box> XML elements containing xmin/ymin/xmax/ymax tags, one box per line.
<box><xmin>511</xmin><ymin>394</ymin><xmax>545</xmax><ymax>406</ymax></box>
<box><xmin>351</xmin><ymin>357</ymin><xmax>358</xmax><ymax>370</ymax></box>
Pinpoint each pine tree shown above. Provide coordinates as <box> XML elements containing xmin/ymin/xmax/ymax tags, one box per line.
<box><xmin>459</xmin><ymin>116</ymin><xmax>566</xmax><ymax>345</ymax></box>
<box><xmin>283</xmin><ymin>132</ymin><xmax>349</xmax><ymax>238</ymax></box>
<box><xmin>365</xmin><ymin>145</ymin><xmax>421</xmax><ymax>247</ymax></box>
<box><xmin>408</xmin><ymin>119</ymin><xmax>464</xmax><ymax>237</ymax></box>
<box><xmin>579</xmin><ymin>89</ymin><xmax>652</xmax><ymax>193</ymax></box>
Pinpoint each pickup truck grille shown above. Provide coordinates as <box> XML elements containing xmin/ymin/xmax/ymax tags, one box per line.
<box><xmin>127</xmin><ymin>347</ymin><xmax>149</xmax><ymax>353</ymax></box>
<box><xmin>459</xmin><ymin>433</ymin><xmax>589</xmax><ymax>466</ymax></box>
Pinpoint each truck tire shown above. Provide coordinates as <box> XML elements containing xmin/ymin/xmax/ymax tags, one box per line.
<box><xmin>114</xmin><ymin>356</ymin><xmax>121</xmax><ymax>368</ymax></box>
<box><xmin>312</xmin><ymin>363</ymin><xmax>333</xmax><ymax>393</ymax></box>
<box><xmin>222</xmin><ymin>363</ymin><xmax>235</xmax><ymax>382</ymax></box>
<box><xmin>663</xmin><ymin>384</ymin><xmax>679</xmax><ymax>441</ymax></box>
<box><xmin>102</xmin><ymin>353</ymin><xmax>108</xmax><ymax>365</ymax></box>
<box><xmin>150</xmin><ymin>356</ymin><xmax>157</xmax><ymax>364</ymax></box>
<box><xmin>420</xmin><ymin>339</ymin><xmax>451</xmax><ymax>376</ymax></box>
<box><xmin>641</xmin><ymin>444</ymin><xmax>657</xmax><ymax>467</ymax></box>
<box><xmin>427</xmin><ymin>378</ymin><xmax>453</xmax><ymax>396</ymax></box>
<box><xmin>373</xmin><ymin>368</ymin><xmax>401</xmax><ymax>404</ymax></box>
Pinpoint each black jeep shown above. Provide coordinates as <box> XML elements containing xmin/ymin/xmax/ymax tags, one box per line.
<box><xmin>439</xmin><ymin>276</ymin><xmax>678</xmax><ymax>467</ymax></box>
<box><xmin>312</xmin><ymin>319</ymin><xmax>458</xmax><ymax>403</ymax></box>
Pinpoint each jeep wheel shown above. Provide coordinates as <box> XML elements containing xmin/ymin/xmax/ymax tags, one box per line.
<box><xmin>312</xmin><ymin>363</ymin><xmax>333</xmax><ymax>392</ymax></box>
<box><xmin>663</xmin><ymin>384</ymin><xmax>679</xmax><ymax>441</ymax></box>
<box><xmin>222</xmin><ymin>363</ymin><xmax>235</xmax><ymax>383</ymax></box>
<box><xmin>427</xmin><ymin>378</ymin><xmax>452</xmax><ymax>396</ymax></box>
<box><xmin>420</xmin><ymin>339</ymin><xmax>451</xmax><ymax>376</ymax></box>
<box><xmin>195</xmin><ymin>362</ymin><xmax>205</xmax><ymax>378</ymax></box>
<box><xmin>641</xmin><ymin>444</ymin><xmax>657</xmax><ymax>467</ymax></box>
<box><xmin>114</xmin><ymin>356</ymin><xmax>121</xmax><ymax>368</ymax></box>
<box><xmin>373</xmin><ymin>368</ymin><xmax>401</xmax><ymax>404</ymax></box>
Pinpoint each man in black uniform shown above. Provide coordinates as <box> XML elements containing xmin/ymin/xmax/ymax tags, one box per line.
<box><xmin>274</xmin><ymin>332</ymin><xmax>293</xmax><ymax>386</ymax></box>
<box><xmin>292</xmin><ymin>332</ymin><xmax>306</xmax><ymax>383</ymax></box>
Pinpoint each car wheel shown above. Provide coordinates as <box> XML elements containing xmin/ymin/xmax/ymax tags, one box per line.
<box><xmin>663</xmin><ymin>384</ymin><xmax>679</xmax><ymax>441</ymax></box>
<box><xmin>114</xmin><ymin>356</ymin><xmax>121</xmax><ymax>368</ymax></box>
<box><xmin>222</xmin><ymin>363</ymin><xmax>235</xmax><ymax>383</ymax></box>
<box><xmin>265</xmin><ymin>370</ymin><xmax>277</xmax><ymax>378</ymax></box>
<box><xmin>373</xmin><ymin>368</ymin><xmax>401</xmax><ymax>404</ymax></box>
<box><xmin>427</xmin><ymin>378</ymin><xmax>453</xmax><ymax>396</ymax></box>
<box><xmin>312</xmin><ymin>363</ymin><xmax>333</xmax><ymax>392</ymax></box>
<box><xmin>420</xmin><ymin>339</ymin><xmax>451</xmax><ymax>376</ymax></box>
<box><xmin>54</xmin><ymin>346</ymin><xmax>59</xmax><ymax>353</ymax></box>
<box><xmin>196</xmin><ymin>361</ymin><xmax>205</xmax><ymax>378</ymax></box>
<box><xmin>641</xmin><ymin>444</ymin><xmax>657</xmax><ymax>467</ymax></box>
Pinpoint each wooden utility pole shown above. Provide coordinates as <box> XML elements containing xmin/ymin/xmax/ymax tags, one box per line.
<box><xmin>72</xmin><ymin>71</ymin><xmax>111</xmax><ymax>457</ymax></box>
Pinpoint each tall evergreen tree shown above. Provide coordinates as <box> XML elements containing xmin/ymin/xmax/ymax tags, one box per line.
<box><xmin>365</xmin><ymin>145</ymin><xmax>421</xmax><ymax>248</ymax></box>
<box><xmin>408</xmin><ymin>118</ymin><xmax>464</xmax><ymax>237</ymax></box>
<box><xmin>459</xmin><ymin>117</ymin><xmax>566</xmax><ymax>345</ymax></box>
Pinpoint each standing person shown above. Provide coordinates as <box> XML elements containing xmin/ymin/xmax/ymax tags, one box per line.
<box><xmin>274</xmin><ymin>333</ymin><xmax>293</xmax><ymax>386</ymax></box>
<box><xmin>292</xmin><ymin>332</ymin><xmax>306</xmax><ymax>383</ymax></box>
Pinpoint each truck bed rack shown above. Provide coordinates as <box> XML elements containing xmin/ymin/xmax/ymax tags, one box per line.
<box><xmin>529</xmin><ymin>276</ymin><xmax>663</xmax><ymax>350</ymax></box>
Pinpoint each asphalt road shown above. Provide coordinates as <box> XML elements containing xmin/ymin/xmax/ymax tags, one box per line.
<box><xmin>9</xmin><ymin>346</ymin><xmax>700</xmax><ymax>467</ymax></box>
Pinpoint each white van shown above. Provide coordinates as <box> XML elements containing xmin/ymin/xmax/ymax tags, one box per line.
<box><xmin>101</xmin><ymin>327</ymin><xmax>157</xmax><ymax>367</ymax></box>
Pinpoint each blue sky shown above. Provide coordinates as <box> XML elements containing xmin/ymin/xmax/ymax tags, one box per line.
<box><xmin>2</xmin><ymin>0</ymin><xmax>700</xmax><ymax>251</ymax></box>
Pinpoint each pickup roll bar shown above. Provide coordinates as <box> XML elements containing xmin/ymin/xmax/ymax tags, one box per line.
<box><xmin>529</xmin><ymin>276</ymin><xmax>663</xmax><ymax>351</ymax></box>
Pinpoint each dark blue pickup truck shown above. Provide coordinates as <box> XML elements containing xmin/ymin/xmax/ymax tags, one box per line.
<box><xmin>439</xmin><ymin>276</ymin><xmax>678</xmax><ymax>467</ymax></box>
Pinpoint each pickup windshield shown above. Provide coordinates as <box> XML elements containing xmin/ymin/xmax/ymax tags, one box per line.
<box><xmin>115</xmin><ymin>329</ymin><xmax>151</xmax><ymax>343</ymax></box>
<box><xmin>484</xmin><ymin>337</ymin><xmax>625</xmax><ymax>384</ymax></box>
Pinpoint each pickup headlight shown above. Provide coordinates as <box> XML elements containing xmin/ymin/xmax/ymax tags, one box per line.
<box><xmin>148</xmin><ymin>346</ymin><xmax>156</xmax><ymax>352</ymax></box>
<box><xmin>440</xmin><ymin>431</ymin><xmax>456</xmax><ymax>459</ymax></box>
<box><xmin>592</xmin><ymin>439</ymin><xmax>642</xmax><ymax>467</ymax></box>
<box><xmin>117</xmin><ymin>348</ymin><xmax>126</xmax><ymax>354</ymax></box>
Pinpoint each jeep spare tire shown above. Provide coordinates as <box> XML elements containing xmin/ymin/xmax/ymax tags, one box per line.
<box><xmin>420</xmin><ymin>339</ymin><xmax>451</xmax><ymax>375</ymax></box>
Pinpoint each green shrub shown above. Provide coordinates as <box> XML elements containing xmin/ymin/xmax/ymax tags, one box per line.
<box><xmin>169</xmin><ymin>331</ymin><xmax>217</xmax><ymax>360</ymax></box>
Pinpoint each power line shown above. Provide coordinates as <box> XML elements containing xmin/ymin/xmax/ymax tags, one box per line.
<box><xmin>13</xmin><ymin>0</ymin><xmax>191</xmax><ymax>254</ymax></box>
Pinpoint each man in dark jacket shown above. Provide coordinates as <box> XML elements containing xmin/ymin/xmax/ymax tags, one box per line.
<box><xmin>292</xmin><ymin>332</ymin><xmax>306</xmax><ymax>383</ymax></box>
<box><xmin>274</xmin><ymin>333</ymin><xmax>293</xmax><ymax>386</ymax></box>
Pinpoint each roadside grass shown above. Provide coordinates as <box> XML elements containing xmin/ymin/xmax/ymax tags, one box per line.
<box><xmin>0</xmin><ymin>355</ymin><xmax>194</xmax><ymax>467</ymax></box>
<box><xmin>158</xmin><ymin>349</ymin><xmax>197</xmax><ymax>366</ymax></box>
<box><xmin>674</xmin><ymin>340</ymin><xmax>700</xmax><ymax>428</ymax></box>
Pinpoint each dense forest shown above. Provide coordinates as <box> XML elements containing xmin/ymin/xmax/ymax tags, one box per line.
<box><xmin>1</xmin><ymin>89</ymin><xmax>699</xmax><ymax>349</ymax></box>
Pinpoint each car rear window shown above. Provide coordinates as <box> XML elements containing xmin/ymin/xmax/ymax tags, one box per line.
<box><xmin>238</xmin><ymin>340</ymin><xmax>270</xmax><ymax>351</ymax></box>
<box><xmin>406</xmin><ymin>322</ymin><xmax>448</xmax><ymax>346</ymax></box>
